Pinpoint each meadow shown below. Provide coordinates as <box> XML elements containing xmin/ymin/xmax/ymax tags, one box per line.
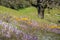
<box><xmin>0</xmin><ymin>6</ymin><xmax>60</xmax><ymax>40</ymax></box>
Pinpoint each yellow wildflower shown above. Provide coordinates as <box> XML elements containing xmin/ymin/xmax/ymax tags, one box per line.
<box><xmin>57</xmin><ymin>27</ymin><xmax>60</xmax><ymax>29</ymax></box>
<box><xmin>50</xmin><ymin>26</ymin><xmax>57</xmax><ymax>28</ymax></box>
<box><xmin>21</xmin><ymin>18</ymin><xmax>29</xmax><ymax>21</ymax></box>
<box><xmin>57</xmin><ymin>26</ymin><xmax>60</xmax><ymax>29</ymax></box>
<box><xmin>15</xmin><ymin>17</ymin><xmax>20</xmax><ymax>21</ymax></box>
<box><xmin>13</xmin><ymin>16</ymin><xmax>20</xmax><ymax>21</ymax></box>
<box><xmin>50</xmin><ymin>26</ymin><xmax>60</xmax><ymax>29</ymax></box>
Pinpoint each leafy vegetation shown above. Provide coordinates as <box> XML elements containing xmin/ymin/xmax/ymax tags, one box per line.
<box><xmin>0</xmin><ymin>4</ymin><xmax>60</xmax><ymax>40</ymax></box>
<box><xmin>0</xmin><ymin>0</ymin><xmax>60</xmax><ymax>40</ymax></box>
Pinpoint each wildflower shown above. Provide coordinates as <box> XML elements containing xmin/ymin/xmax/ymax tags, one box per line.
<box><xmin>21</xmin><ymin>18</ymin><xmax>29</xmax><ymax>21</ymax></box>
<box><xmin>50</xmin><ymin>25</ymin><xmax>60</xmax><ymax>29</ymax></box>
<box><xmin>57</xmin><ymin>26</ymin><xmax>60</xmax><ymax>29</ymax></box>
<box><xmin>50</xmin><ymin>26</ymin><xmax>57</xmax><ymax>28</ymax></box>
<box><xmin>0</xmin><ymin>20</ymin><xmax>38</xmax><ymax>40</ymax></box>
<box><xmin>5</xmin><ymin>32</ymin><xmax>11</xmax><ymax>38</ymax></box>
<box><xmin>13</xmin><ymin>16</ymin><xmax>20</xmax><ymax>21</ymax></box>
<box><xmin>0</xmin><ymin>20</ymin><xmax>2</xmax><ymax>24</ymax></box>
<box><xmin>15</xmin><ymin>17</ymin><xmax>20</xmax><ymax>21</ymax></box>
<box><xmin>23</xmin><ymin>34</ymin><xmax>38</xmax><ymax>40</ymax></box>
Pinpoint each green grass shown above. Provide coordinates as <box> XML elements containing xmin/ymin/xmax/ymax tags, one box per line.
<box><xmin>0</xmin><ymin>6</ymin><xmax>60</xmax><ymax>24</ymax></box>
<box><xmin>45</xmin><ymin>8</ymin><xmax>60</xmax><ymax>23</ymax></box>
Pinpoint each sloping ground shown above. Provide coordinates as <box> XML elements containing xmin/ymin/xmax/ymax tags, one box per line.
<box><xmin>0</xmin><ymin>6</ymin><xmax>60</xmax><ymax>23</ymax></box>
<box><xmin>0</xmin><ymin>6</ymin><xmax>60</xmax><ymax>40</ymax></box>
<box><xmin>0</xmin><ymin>14</ymin><xmax>60</xmax><ymax>40</ymax></box>
<box><xmin>0</xmin><ymin>20</ymin><xmax>38</xmax><ymax>40</ymax></box>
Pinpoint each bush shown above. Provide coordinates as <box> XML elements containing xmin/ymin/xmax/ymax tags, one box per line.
<box><xmin>0</xmin><ymin>0</ymin><xmax>31</xmax><ymax>9</ymax></box>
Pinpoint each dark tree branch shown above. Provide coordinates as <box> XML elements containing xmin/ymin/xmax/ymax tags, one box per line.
<box><xmin>30</xmin><ymin>2</ymin><xmax>37</xmax><ymax>8</ymax></box>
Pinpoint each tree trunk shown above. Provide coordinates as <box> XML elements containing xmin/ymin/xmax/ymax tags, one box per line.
<box><xmin>37</xmin><ymin>5</ymin><xmax>44</xmax><ymax>19</ymax></box>
<box><xmin>29</xmin><ymin>0</ymin><xmax>45</xmax><ymax>19</ymax></box>
<box><xmin>37</xmin><ymin>0</ymin><xmax>44</xmax><ymax>19</ymax></box>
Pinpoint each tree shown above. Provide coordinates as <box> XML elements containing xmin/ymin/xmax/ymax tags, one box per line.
<box><xmin>28</xmin><ymin>0</ymin><xmax>60</xmax><ymax>19</ymax></box>
<box><xmin>0</xmin><ymin>0</ymin><xmax>60</xmax><ymax>18</ymax></box>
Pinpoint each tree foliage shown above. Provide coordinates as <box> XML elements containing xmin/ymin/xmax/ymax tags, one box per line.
<box><xmin>0</xmin><ymin>0</ymin><xmax>60</xmax><ymax>9</ymax></box>
<box><xmin>0</xmin><ymin>0</ymin><xmax>31</xmax><ymax>9</ymax></box>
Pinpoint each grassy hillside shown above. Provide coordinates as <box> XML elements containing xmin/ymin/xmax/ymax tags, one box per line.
<box><xmin>0</xmin><ymin>6</ymin><xmax>60</xmax><ymax>24</ymax></box>
<box><xmin>0</xmin><ymin>6</ymin><xmax>60</xmax><ymax>40</ymax></box>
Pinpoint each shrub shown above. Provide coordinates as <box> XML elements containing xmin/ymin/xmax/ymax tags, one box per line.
<box><xmin>0</xmin><ymin>0</ymin><xmax>31</xmax><ymax>9</ymax></box>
